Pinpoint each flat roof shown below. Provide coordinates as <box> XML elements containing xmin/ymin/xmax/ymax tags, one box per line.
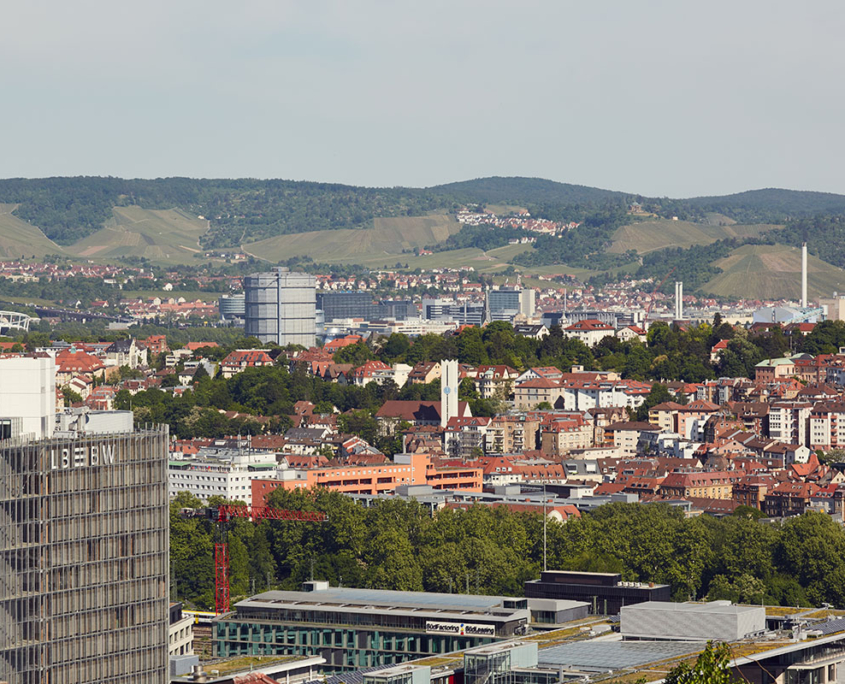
<box><xmin>623</xmin><ymin>601</ymin><xmax>764</xmax><ymax>615</ymax></box>
<box><xmin>234</xmin><ymin>587</ymin><xmax>528</xmax><ymax>621</ymax></box>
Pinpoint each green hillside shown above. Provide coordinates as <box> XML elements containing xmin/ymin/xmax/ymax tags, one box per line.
<box><xmin>608</xmin><ymin>219</ymin><xmax>781</xmax><ymax>255</ymax></box>
<box><xmin>702</xmin><ymin>244</ymin><xmax>845</xmax><ymax>300</ymax></box>
<box><xmin>242</xmin><ymin>214</ymin><xmax>462</xmax><ymax>264</ymax></box>
<box><xmin>1</xmin><ymin>176</ymin><xmax>845</xmax><ymax>269</ymax></box>
<box><xmin>0</xmin><ymin>204</ymin><xmax>65</xmax><ymax>259</ymax></box>
<box><xmin>66</xmin><ymin>207</ymin><xmax>207</xmax><ymax>264</ymax></box>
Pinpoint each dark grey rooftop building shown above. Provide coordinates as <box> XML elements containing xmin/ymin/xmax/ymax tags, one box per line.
<box><xmin>524</xmin><ymin>571</ymin><xmax>671</xmax><ymax>616</ymax></box>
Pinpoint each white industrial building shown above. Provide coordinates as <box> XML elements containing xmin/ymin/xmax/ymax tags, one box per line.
<box><xmin>620</xmin><ymin>601</ymin><xmax>766</xmax><ymax>642</ymax></box>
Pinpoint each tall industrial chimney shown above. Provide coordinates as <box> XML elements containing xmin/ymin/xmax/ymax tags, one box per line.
<box><xmin>675</xmin><ymin>281</ymin><xmax>683</xmax><ymax>320</ymax></box>
<box><xmin>801</xmin><ymin>242</ymin><xmax>808</xmax><ymax>308</ymax></box>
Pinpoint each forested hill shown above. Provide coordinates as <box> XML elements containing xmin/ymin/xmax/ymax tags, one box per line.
<box><xmin>2</xmin><ymin>175</ymin><xmax>845</xmax><ymax>250</ymax></box>
<box><xmin>427</xmin><ymin>176</ymin><xmax>628</xmax><ymax>205</ymax></box>
<box><xmin>654</xmin><ymin>188</ymin><xmax>845</xmax><ymax>225</ymax></box>
<box><xmin>0</xmin><ymin>177</ymin><xmax>458</xmax><ymax>247</ymax></box>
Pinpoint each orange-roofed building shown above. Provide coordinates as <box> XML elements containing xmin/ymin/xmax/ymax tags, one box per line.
<box><xmin>55</xmin><ymin>349</ymin><xmax>106</xmax><ymax>386</ymax></box>
<box><xmin>324</xmin><ymin>335</ymin><xmax>363</xmax><ymax>353</ymax></box>
<box><xmin>221</xmin><ymin>349</ymin><xmax>275</xmax><ymax>378</ymax></box>
<box><xmin>184</xmin><ymin>341</ymin><xmax>219</xmax><ymax>352</ymax></box>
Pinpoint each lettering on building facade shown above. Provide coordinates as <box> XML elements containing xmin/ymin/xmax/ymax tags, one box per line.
<box><xmin>50</xmin><ymin>444</ymin><xmax>117</xmax><ymax>470</ymax></box>
<box><xmin>425</xmin><ymin>621</ymin><xmax>496</xmax><ymax>637</ymax></box>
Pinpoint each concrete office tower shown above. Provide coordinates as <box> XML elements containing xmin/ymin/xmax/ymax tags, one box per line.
<box><xmin>486</xmin><ymin>286</ymin><xmax>535</xmax><ymax>322</ymax></box>
<box><xmin>674</xmin><ymin>281</ymin><xmax>684</xmax><ymax>320</ymax></box>
<box><xmin>802</xmin><ymin>242</ymin><xmax>808</xmax><ymax>308</ymax></box>
<box><xmin>244</xmin><ymin>268</ymin><xmax>317</xmax><ymax>347</ymax></box>
<box><xmin>0</xmin><ymin>355</ymin><xmax>55</xmax><ymax>441</ymax></box>
<box><xmin>0</xmin><ymin>424</ymin><xmax>170</xmax><ymax>683</ymax></box>
<box><xmin>520</xmin><ymin>288</ymin><xmax>536</xmax><ymax>318</ymax></box>
<box><xmin>440</xmin><ymin>359</ymin><xmax>459</xmax><ymax>427</ymax></box>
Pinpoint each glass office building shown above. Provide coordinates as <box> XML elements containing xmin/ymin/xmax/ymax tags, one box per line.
<box><xmin>214</xmin><ymin>583</ymin><xmax>530</xmax><ymax>671</ymax></box>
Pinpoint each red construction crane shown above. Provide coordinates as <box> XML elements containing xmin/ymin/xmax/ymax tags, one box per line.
<box><xmin>645</xmin><ymin>266</ymin><xmax>677</xmax><ymax>319</ymax></box>
<box><xmin>182</xmin><ymin>505</ymin><xmax>328</xmax><ymax>614</ymax></box>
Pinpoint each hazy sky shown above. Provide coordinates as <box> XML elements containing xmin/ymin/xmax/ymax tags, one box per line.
<box><xmin>2</xmin><ymin>0</ymin><xmax>843</xmax><ymax>197</ymax></box>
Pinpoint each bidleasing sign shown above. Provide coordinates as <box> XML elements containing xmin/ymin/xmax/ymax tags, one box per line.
<box><xmin>425</xmin><ymin>621</ymin><xmax>496</xmax><ymax>637</ymax></box>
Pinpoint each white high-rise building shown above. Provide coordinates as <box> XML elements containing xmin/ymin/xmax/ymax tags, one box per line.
<box><xmin>440</xmin><ymin>359</ymin><xmax>459</xmax><ymax>427</ymax></box>
<box><xmin>0</xmin><ymin>355</ymin><xmax>56</xmax><ymax>440</ymax></box>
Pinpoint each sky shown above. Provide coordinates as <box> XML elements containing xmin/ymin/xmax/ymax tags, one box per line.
<box><xmin>1</xmin><ymin>0</ymin><xmax>843</xmax><ymax>197</ymax></box>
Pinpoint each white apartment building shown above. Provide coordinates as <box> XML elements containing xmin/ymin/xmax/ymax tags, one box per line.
<box><xmin>558</xmin><ymin>380</ymin><xmax>650</xmax><ymax>412</ymax></box>
<box><xmin>169</xmin><ymin>609</ymin><xmax>194</xmax><ymax>658</ymax></box>
<box><xmin>809</xmin><ymin>401</ymin><xmax>845</xmax><ymax>450</ymax></box>
<box><xmin>168</xmin><ymin>449</ymin><xmax>279</xmax><ymax>505</ymax></box>
<box><xmin>768</xmin><ymin>402</ymin><xmax>812</xmax><ymax>447</ymax></box>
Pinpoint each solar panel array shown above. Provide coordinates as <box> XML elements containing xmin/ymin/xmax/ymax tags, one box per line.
<box><xmin>537</xmin><ymin>641</ymin><xmax>705</xmax><ymax>671</ymax></box>
<box><xmin>813</xmin><ymin>618</ymin><xmax>845</xmax><ymax>636</ymax></box>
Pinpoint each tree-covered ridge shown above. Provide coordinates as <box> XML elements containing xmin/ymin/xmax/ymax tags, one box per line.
<box><xmin>0</xmin><ymin>177</ymin><xmax>459</xmax><ymax>247</ymax></box>
<box><xmin>427</xmin><ymin>176</ymin><xmax>629</xmax><ymax>205</ymax></box>
<box><xmin>763</xmin><ymin>215</ymin><xmax>845</xmax><ymax>269</ymax></box>
<box><xmin>170</xmin><ymin>490</ymin><xmax>845</xmax><ymax>611</ymax></box>
<box><xmin>657</xmin><ymin>188</ymin><xmax>845</xmax><ymax>225</ymax></box>
<box><xmin>4</xmin><ymin>176</ymin><xmax>845</xmax><ymax>254</ymax></box>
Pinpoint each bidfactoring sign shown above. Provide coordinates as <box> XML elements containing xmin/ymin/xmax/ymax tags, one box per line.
<box><xmin>425</xmin><ymin>621</ymin><xmax>496</xmax><ymax>637</ymax></box>
<box><xmin>50</xmin><ymin>443</ymin><xmax>117</xmax><ymax>470</ymax></box>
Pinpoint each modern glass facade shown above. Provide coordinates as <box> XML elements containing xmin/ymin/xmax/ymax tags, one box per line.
<box><xmin>317</xmin><ymin>293</ymin><xmax>414</xmax><ymax>323</ymax></box>
<box><xmin>317</xmin><ymin>292</ymin><xmax>378</xmax><ymax>322</ymax></box>
<box><xmin>219</xmin><ymin>294</ymin><xmax>246</xmax><ymax>321</ymax></box>
<box><xmin>0</xmin><ymin>427</ymin><xmax>170</xmax><ymax>684</ymax></box>
<box><xmin>214</xmin><ymin>587</ymin><xmax>529</xmax><ymax>671</ymax></box>
<box><xmin>214</xmin><ymin>621</ymin><xmax>491</xmax><ymax>670</ymax></box>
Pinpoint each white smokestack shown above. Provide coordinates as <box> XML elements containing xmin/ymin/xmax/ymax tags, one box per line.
<box><xmin>675</xmin><ymin>281</ymin><xmax>683</xmax><ymax>320</ymax></box>
<box><xmin>801</xmin><ymin>242</ymin><xmax>808</xmax><ymax>308</ymax></box>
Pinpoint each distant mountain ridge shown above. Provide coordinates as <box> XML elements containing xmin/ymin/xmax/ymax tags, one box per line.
<box><xmin>428</xmin><ymin>176</ymin><xmax>627</xmax><ymax>205</ymax></box>
<box><xmin>0</xmin><ymin>175</ymin><xmax>844</xmax><ymax>256</ymax></box>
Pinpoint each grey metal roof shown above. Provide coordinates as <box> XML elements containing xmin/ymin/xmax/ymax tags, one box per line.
<box><xmin>537</xmin><ymin>640</ymin><xmax>705</xmax><ymax>672</ymax></box>
<box><xmin>622</xmin><ymin>601</ymin><xmax>763</xmax><ymax>615</ymax></box>
<box><xmin>241</xmin><ymin>587</ymin><xmax>517</xmax><ymax>613</ymax></box>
